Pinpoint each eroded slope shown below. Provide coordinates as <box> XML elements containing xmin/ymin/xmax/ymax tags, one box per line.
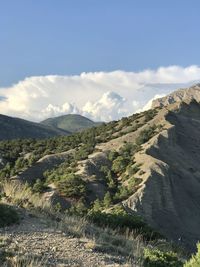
<box><xmin>125</xmin><ymin>100</ymin><xmax>200</xmax><ymax>251</ymax></box>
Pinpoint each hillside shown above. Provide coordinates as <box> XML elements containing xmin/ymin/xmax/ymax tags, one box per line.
<box><xmin>41</xmin><ymin>114</ymin><xmax>101</xmax><ymax>133</ymax></box>
<box><xmin>0</xmin><ymin>114</ymin><xmax>70</xmax><ymax>140</ymax></box>
<box><xmin>1</xmin><ymin>96</ymin><xmax>200</xmax><ymax>265</ymax></box>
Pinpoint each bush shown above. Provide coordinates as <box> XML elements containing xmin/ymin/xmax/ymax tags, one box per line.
<box><xmin>103</xmin><ymin>192</ymin><xmax>112</xmax><ymax>208</ymax></box>
<box><xmin>0</xmin><ymin>204</ymin><xmax>19</xmax><ymax>227</ymax></box>
<box><xmin>136</xmin><ymin>125</ymin><xmax>157</xmax><ymax>145</ymax></box>
<box><xmin>184</xmin><ymin>243</ymin><xmax>200</xmax><ymax>267</ymax></box>
<box><xmin>56</xmin><ymin>173</ymin><xmax>86</xmax><ymax>198</ymax></box>
<box><xmin>88</xmin><ymin>208</ymin><xmax>162</xmax><ymax>240</ymax></box>
<box><xmin>112</xmin><ymin>156</ymin><xmax>129</xmax><ymax>175</ymax></box>
<box><xmin>32</xmin><ymin>179</ymin><xmax>47</xmax><ymax>193</ymax></box>
<box><xmin>144</xmin><ymin>247</ymin><xmax>183</xmax><ymax>267</ymax></box>
<box><xmin>144</xmin><ymin>109</ymin><xmax>157</xmax><ymax>122</ymax></box>
<box><xmin>114</xmin><ymin>185</ymin><xmax>131</xmax><ymax>201</ymax></box>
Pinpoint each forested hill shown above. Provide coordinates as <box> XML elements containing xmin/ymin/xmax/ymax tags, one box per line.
<box><xmin>41</xmin><ymin>114</ymin><xmax>101</xmax><ymax>133</ymax></box>
<box><xmin>0</xmin><ymin>114</ymin><xmax>70</xmax><ymax>140</ymax></box>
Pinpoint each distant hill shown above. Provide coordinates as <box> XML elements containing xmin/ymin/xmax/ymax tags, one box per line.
<box><xmin>41</xmin><ymin>114</ymin><xmax>101</xmax><ymax>133</ymax></box>
<box><xmin>0</xmin><ymin>114</ymin><xmax>70</xmax><ymax>140</ymax></box>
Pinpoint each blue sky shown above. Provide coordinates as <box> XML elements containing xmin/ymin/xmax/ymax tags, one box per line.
<box><xmin>0</xmin><ymin>0</ymin><xmax>200</xmax><ymax>86</ymax></box>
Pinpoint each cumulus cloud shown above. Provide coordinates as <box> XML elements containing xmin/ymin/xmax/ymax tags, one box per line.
<box><xmin>82</xmin><ymin>91</ymin><xmax>127</xmax><ymax>121</ymax></box>
<box><xmin>0</xmin><ymin>65</ymin><xmax>199</xmax><ymax>122</ymax></box>
<box><xmin>41</xmin><ymin>102</ymin><xmax>79</xmax><ymax>120</ymax></box>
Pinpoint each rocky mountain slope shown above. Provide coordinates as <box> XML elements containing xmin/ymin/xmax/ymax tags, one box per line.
<box><xmin>152</xmin><ymin>83</ymin><xmax>200</xmax><ymax>108</ymax></box>
<box><xmin>0</xmin><ymin>114</ymin><xmax>70</xmax><ymax>140</ymax></box>
<box><xmin>41</xmin><ymin>114</ymin><xmax>101</xmax><ymax>133</ymax></box>
<box><xmin>125</xmin><ymin>100</ymin><xmax>200</xmax><ymax>251</ymax></box>
<box><xmin>1</xmin><ymin>94</ymin><xmax>200</xmax><ymax>261</ymax></box>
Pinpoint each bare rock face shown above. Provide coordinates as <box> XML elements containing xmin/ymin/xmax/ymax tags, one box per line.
<box><xmin>124</xmin><ymin>100</ymin><xmax>200</xmax><ymax>251</ymax></box>
<box><xmin>152</xmin><ymin>83</ymin><xmax>200</xmax><ymax>108</ymax></box>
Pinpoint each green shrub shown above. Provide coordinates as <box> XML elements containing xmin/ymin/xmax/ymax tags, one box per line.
<box><xmin>69</xmin><ymin>200</ymin><xmax>88</xmax><ymax>216</ymax></box>
<box><xmin>136</xmin><ymin>125</ymin><xmax>157</xmax><ymax>145</ymax></box>
<box><xmin>56</xmin><ymin>173</ymin><xmax>86</xmax><ymax>198</ymax></box>
<box><xmin>114</xmin><ymin>185</ymin><xmax>132</xmax><ymax>201</ymax></box>
<box><xmin>88</xmin><ymin>208</ymin><xmax>162</xmax><ymax>240</ymax></box>
<box><xmin>108</xmin><ymin>150</ymin><xmax>119</xmax><ymax>161</ymax></box>
<box><xmin>144</xmin><ymin>247</ymin><xmax>183</xmax><ymax>267</ymax></box>
<box><xmin>112</xmin><ymin>156</ymin><xmax>129</xmax><ymax>175</ymax></box>
<box><xmin>184</xmin><ymin>243</ymin><xmax>200</xmax><ymax>267</ymax></box>
<box><xmin>127</xmin><ymin>163</ymin><xmax>141</xmax><ymax>176</ymax></box>
<box><xmin>32</xmin><ymin>179</ymin><xmax>47</xmax><ymax>193</ymax></box>
<box><xmin>0</xmin><ymin>204</ymin><xmax>19</xmax><ymax>227</ymax></box>
<box><xmin>103</xmin><ymin>192</ymin><xmax>112</xmax><ymax>208</ymax></box>
<box><xmin>144</xmin><ymin>109</ymin><xmax>157</xmax><ymax>122</ymax></box>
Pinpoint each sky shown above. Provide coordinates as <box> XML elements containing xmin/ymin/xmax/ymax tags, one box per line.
<box><xmin>0</xmin><ymin>0</ymin><xmax>200</xmax><ymax>121</ymax></box>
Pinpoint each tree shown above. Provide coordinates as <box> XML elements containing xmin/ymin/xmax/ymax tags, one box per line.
<box><xmin>112</xmin><ymin>156</ymin><xmax>129</xmax><ymax>175</ymax></box>
<box><xmin>103</xmin><ymin>192</ymin><xmax>112</xmax><ymax>208</ymax></box>
<box><xmin>184</xmin><ymin>243</ymin><xmax>200</xmax><ymax>267</ymax></box>
<box><xmin>56</xmin><ymin>174</ymin><xmax>86</xmax><ymax>198</ymax></box>
<box><xmin>32</xmin><ymin>179</ymin><xmax>46</xmax><ymax>193</ymax></box>
<box><xmin>91</xmin><ymin>199</ymin><xmax>103</xmax><ymax>212</ymax></box>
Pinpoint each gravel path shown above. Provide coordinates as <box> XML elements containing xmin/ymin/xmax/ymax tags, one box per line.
<box><xmin>0</xmin><ymin>211</ymin><xmax>133</xmax><ymax>267</ymax></box>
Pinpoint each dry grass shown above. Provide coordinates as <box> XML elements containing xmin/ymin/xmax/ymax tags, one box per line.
<box><xmin>2</xmin><ymin>254</ymin><xmax>47</xmax><ymax>267</ymax></box>
<box><xmin>50</xmin><ymin>212</ymin><xmax>144</xmax><ymax>265</ymax></box>
<box><xmin>1</xmin><ymin>181</ymin><xmax>183</xmax><ymax>266</ymax></box>
<box><xmin>1</xmin><ymin>181</ymin><xmax>145</xmax><ymax>265</ymax></box>
<box><xmin>2</xmin><ymin>181</ymin><xmax>51</xmax><ymax>212</ymax></box>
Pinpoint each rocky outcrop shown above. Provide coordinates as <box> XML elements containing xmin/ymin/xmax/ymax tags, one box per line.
<box><xmin>152</xmin><ymin>83</ymin><xmax>200</xmax><ymax>108</ymax></box>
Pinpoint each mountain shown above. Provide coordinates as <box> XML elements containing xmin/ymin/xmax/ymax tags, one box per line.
<box><xmin>41</xmin><ymin>114</ymin><xmax>101</xmax><ymax>133</ymax></box>
<box><xmin>2</xmin><ymin>94</ymin><xmax>200</xmax><ymax>260</ymax></box>
<box><xmin>152</xmin><ymin>83</ymin><xmax>200</xmax><ymax>108</ymax></box>
<box><xmin>0</xmin><ymin>114</ymin><xmax>70</xmax><ymax>140</ymax></box>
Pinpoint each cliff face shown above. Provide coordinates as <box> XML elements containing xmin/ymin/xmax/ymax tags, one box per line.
<box><xmin>125</xmin><ymin>100</ymin><xmax>200</xmax><ymax>251</ymax></box>
<box><xmin>152</xmin><ymin>83</ymin><xmax>200</xmax><ymax>109</ymax></box>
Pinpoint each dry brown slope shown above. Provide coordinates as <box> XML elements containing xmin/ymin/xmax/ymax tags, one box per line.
<box><xmin>125</xmin><ymin>100</ymin><xmax>200</xmax><ymax>251</ymax></box>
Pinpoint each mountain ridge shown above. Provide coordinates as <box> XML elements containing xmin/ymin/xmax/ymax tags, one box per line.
<box><xmin>0</xmin><ymin>113</ymin><xmax>70</xmax><ymax>140</ymax></box>
<box><xmin>0</xmin><ymin>113</ymin><xmax>100</xmax><ymax>140</ymax></box>
<box><xmin>152</xmin><ymin>83</ymin><xmax>200</xmax><ymax>108</ymax></box>
<box><xmin>1</xmin><ymin>85</ymin><xmax>200</xmax><ymax>256</ymax></box>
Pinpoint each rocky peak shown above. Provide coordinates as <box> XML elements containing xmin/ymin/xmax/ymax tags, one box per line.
<box><xmin>151</xmin><ymin>83</ymin><xmax>200</xmax><ymax>108</ymax></box>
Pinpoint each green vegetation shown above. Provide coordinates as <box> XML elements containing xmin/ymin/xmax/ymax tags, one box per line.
<box><xmin>144</xmin><ymin>109</ymin><xmax>158</xmax><ymax>122</ymax></box>
<box><xmin>0</xmin><ymin>109</ymin><xmax>162</xmax><ymax>213</ymax></box>
<box><xmin>32</xmin><ymin>179</ymin><xmax>47</xmax><ymax>193</ymax></box>
<box><xmin>41</xmin><ymin>114</ymin><xmax>101</xmax><ymax>133</ymax></box>
<box><xmin>143</xmin><ymin>247</ymin><xmax>183</xmax><ymax>267</ymax></box>
<box><xmin>0</xmin><ymin>204</ymin><xmax>19</xmax><ymax>227</ymax></box>
<box><xmin>184</xmin><ymin>243</ymin><xmax>200</xmax><ymax>267</ymax></box>
<box><xmin>136</xmin><ymin>125</ymin><xmax>158</xmax><ymax>145</ymax></box>
<box><xmin>0</xmin><ymin>114</ymin><xmax>69</xmax><ymax>141</ymax></box>
<box><xmin>0</xmin><ymin>108</ymin><xmax>172</xmax><ymax>263</ymax></box>
<box><xmin>88</xmin><ymin>206</ymin><xmax>163</xmax><ymax>241</ymax></box>
<box><xmin>0</xmin><ymin>108</ymin><xmax>158</xmax><ymax>180</ymax></box>
<box><xmin>56</xmin><ymin>173</ymin><xmax>87</xmax><ymax>198</ymax></box>
<box><xmin>1</xmin><ymin>181</ymin><xmax>186</xmax><ymax>266</ymax></box>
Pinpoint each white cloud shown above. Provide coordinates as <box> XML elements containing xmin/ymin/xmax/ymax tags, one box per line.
<box><xmin>41</xmin><ymin>102</ymin><xmax>79</xmax><ymax>120</ymax></box>
<box><xmin>82</xmin><ymin>91</ymin><xmax>127</xmax><ymax>121</ymax></box>
<box><xmin>0</xmin><ymin>65</ymin><xmax>199</xmax><ymax>122</ymax></box>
